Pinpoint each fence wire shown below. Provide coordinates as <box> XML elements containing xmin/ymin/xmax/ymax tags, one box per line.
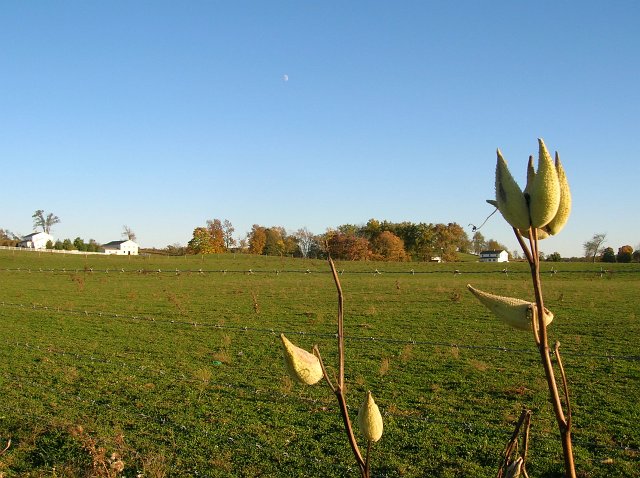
<box><xmin>2</xmin><ymin>301</ymin><xmax>639</xmax><ymax>362</ymax></box>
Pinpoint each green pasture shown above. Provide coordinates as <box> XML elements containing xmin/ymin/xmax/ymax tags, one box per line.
<box><xmin>0</xmin><ymin>250</ymin><xmax>639</xmax><ymax>477</ymax></box>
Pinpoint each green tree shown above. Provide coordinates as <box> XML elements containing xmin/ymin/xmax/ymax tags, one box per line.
<box><xmin>583</xmin><ymin>233</ymin><xmax>607</xmax><ymax>262</ymax></box>
<box><xmin>616</xmin><ymin>245</ymin><xmax>633</xmax><ymax>263</ymax></box>
<box><xmin>601</xmin><ymin>247</ymin><xmax>616</xmax><ymax>263</ymax></box>
<box><xmin>633</xmin><ymin>250</ymin><xmax>640</xmax><ymax>263</ymax></box>
<box><xmin>32</xmin><ymin>210</ymin><xmax>61</xmax><ymax>234</ymax></box>
<box><xmin>45</xmin><ymin>240</ymin><xmax>54</xmax><ymax>249</ymax></box>
<box><xmin>472</xmin><ymin>231</ymin><xmax>487</xmax><ymax>255</ymax></box>
<box><xmin>547</xmin><ymin>252</ymin><xmax>562</xmax><ymax>262</ymax></box>
<box><xmin>62</xmin><ymin>238</ymin><xmax>74</xmax><ymax>251</ymax></box>
<box><xmin>73</xmin><ymin>237</ymin><xmax>86</xmax><ymax>251</ymax></box>
<box><xmin>264</xmin><ymin>227</ymin><xmax>286</xmax><ymax>256</ymax></box>
<box><xmin>187</xmin><ymin>227</ymin><xmax>216</xmax><ymax>254</ymax></box>
<box><xmin>86</xmin><ymin>239</ymin><xmax>100</xmax><ymax>252</ymax></box>
<box><xmin>54</xmin><ymin>240</ymin><xmax>63</xmax><ymax>250</ymax></box>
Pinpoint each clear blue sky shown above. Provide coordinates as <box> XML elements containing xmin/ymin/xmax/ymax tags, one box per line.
<box><xmin>2</xmin><ymin>1</ymin><xmax>639</xmax><ymax>257</ymax></box>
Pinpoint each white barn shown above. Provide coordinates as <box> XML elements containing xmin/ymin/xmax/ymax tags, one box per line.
<box><xmin>102</xmin><ymin>240</ymin><xmax>139</xmax><ymax>255</ymax></box>
<box><xmin>479</xmin><ymin>250</ymin><xmax>509</xmax><ymax>263</ymax></box>
<box><xmin>18</xmin><ymin>232</ymin><xmax>54</xmax><ymax>250</ymax></box>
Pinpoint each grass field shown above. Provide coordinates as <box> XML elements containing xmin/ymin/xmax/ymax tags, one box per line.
<box><xmin>1</xmin><ymin>249</ymin><xmax>639</xmax><ymax>477</ymax></box>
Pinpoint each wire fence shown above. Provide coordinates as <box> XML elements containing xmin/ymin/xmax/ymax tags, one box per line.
<box><xmin>1</xmin><ymin>265</ymin><xmax>639</xmax><ymax>276</ymax></box>
<box><xmin>2</xmin><ymin>301</ymin><xmax>639</xmax><ymax>362</ymax></box>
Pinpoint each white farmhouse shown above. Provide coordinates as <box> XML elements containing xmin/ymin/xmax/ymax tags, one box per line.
<box><xmin>18</xmin><ymin>232</ymin><xmax>54</xmax><ymax>250</ymax></box>
<box><xmin>479</xmin><ymin>250</ymin><xmax>509</xmax><ymax>262</ymax></box>
<box><xmin>102</xmin><ymin>240</ymin><xmax>139</xmax><ymax>255</ymax></box>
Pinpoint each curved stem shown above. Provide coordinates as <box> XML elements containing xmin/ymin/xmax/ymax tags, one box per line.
<box><xmin>327</xmin><ymin>257</ymin><xmax>368</xmax><ymax>477</ymax></box>
<box><xmin>517</xmin><ymin>227</ymin><xmax>576</xmax><ymax>477</ymax></box>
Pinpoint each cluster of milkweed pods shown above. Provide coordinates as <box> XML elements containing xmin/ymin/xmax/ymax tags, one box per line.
<box><xmin>470</xmin><ymin>139</ymin><xmax>570</xmax><ymax>331</ymax></box>
<box><xmin>280</xmin><ymin>333</ymin><xmax>383</xmax><ymax>442</ymax></box>
<box><xmin>490</xmin><ymin>138</ymin><xmax>571</xmax><ymax>239</ymax></box>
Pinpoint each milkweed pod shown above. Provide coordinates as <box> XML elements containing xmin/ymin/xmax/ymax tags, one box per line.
<box><xmin>358</xmin><ymin>391</ymin><xmax>383</xmax><ymax>442</ymax></box>
<box><xmin>505</xmin><ymin>457</ymin><xmax>523</xmax><ymax>478</ymax></box>
<box><xmin>495</xmin><ymin>149</ymin><xmax>530</xmax><ymax>230</ymax></box>
<box><xmin>467</xmin><ymin>284</ymin><xmax>554</xmax><ymax>331</ymax></box>
<box><xmin>517</xmin><ymin>227</ymin><xmax>550</xmax><ymax>241</ymax></box>
<box><xmin>280</xmin><ymin>334</ymin><xmax>323</xmax><ymax>385</ymax></box>
<box><xmin>523</xmin><ymin>155</ymin><xmax>536</xmax><ymax>197</ymax></box>
<box><xmin>529</xmin><ymin>139</ymin><xmax>561</xmax><ymax>228</ymax></box>
<box><xmin>543</xmin><ymin>152</ymin><xmax>571</xmax><ymax>235</ymax></box>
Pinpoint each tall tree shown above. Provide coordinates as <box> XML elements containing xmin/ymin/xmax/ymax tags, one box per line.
<box><xmin>222</xmin><ymin>219</ymin><xmax>235</xmax><ymax>249</ymax></box>
<box><xmin>187</xmin><ymin>227</ymin><xmax>216</xmax><ymax>254</ymax></box>
<box><xmin>601</xmin><ymin>246</ymin><xmax>616</xmax><ymax>263</ymax></box>
<box><xmin>205</xmin><ymin>219</ymin><xmax>226</xmax><ymax>253</ymax></box>
<box><xmin>264</xmin><ymin>227</ymin><xmax>286</xmax><ymax>256</ymax></box>
<box><xmin>327</xmin><ymin>233</ymin><xmax>370</xmax><ymax>260</ymax></box>
<box><xmin>32</xmin><ymin>210</ymin><xmax>60</xmax><ymax>234</ymax></box>
<box><xmin>248</xmin><ymin>225</ymin><xmax>267</xmax><ymax>255</ymax></box>
<box><xmin>472</xmin><ymin>231</ymin><xmax>487</xmax><ymax>255</ymax></box>
<box><xmin>583</xmin><ymin>233</ymin><xmax>607</xmax><ymax>262</ymax></box>
<box><xmin>295</xmin><ymin>227</ymin><xmax>316</xmax><ymax>258</ymax></box>
<box><xmin>122</xmin><ymin>225</ymin><xmax>137</xmax><ymax>241</ymax></box>
<box><xmin>371</xmin><ymin>231</ymin><xmax>406</xmax><ymax>261</ymax></box>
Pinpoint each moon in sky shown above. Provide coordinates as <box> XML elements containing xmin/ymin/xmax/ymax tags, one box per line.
<box><xmin>283</xmin><ymin>74</ymin><xmax>289</xmax><ymax>82</ymax></box>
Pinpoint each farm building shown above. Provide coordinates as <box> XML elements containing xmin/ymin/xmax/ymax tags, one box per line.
<box><xmin>18</xmin><ymin>232</ymin><xmax>54</xmax><ymax>250</ymax></box>
<box><xmin>102</xmin><ymin>239</ymin><xmax>139</xmax><ymax>255</ymax></box>
<box><xmin>479</xmin><ymin>250</ymin><xmax>509</xmax><ymax>262</ymax></box>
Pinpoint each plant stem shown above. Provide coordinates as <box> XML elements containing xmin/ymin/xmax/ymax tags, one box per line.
<box><xmin>520</xmin><ymin>228</ymin><xmax>576</xmax><ymax>478</ymax></box>
<box><xmin>328</xmin><ymin>258</ymin><xmax>369</xmax><ymax>478</ymax></box>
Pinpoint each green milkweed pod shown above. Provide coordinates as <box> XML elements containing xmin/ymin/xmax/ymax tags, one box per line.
<box><xmin>543</xmin><ymin>152</ymin><xmax>571</xmax><ymax>235</ymax></box>
<box><xmin>467</xmin><ymin>284</ymin><xmax>554</xmax><ymax>331</ymax></box>
<box><xmin>528</xmin><ymin>139</ymin><xmax>561</xmax><ymax>228</ymax></box>
<box><xmin>517</xmin><ymin>227</ymin><xmax>550</xmax><ymax>241</ymax></box>
<box><xmin>495</xmin><ymin>149</ymin><xmax>531</xmax><ymax>230</ymax></box>
<box><xmin>280</xmin><ymin>334</ymin><xmax>323</xmax><ymax>385</ymax></box>
<box><xmin>523</xmin><ymin>155</ymin><xmax>535</xmax><ymax>197</ymax></box>
<box><xmin>358</xmin><ymin>390</ymin><xmax>383</xmax><ymax>442</ymax></box>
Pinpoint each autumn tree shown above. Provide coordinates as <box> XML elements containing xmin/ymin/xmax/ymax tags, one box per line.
<box><xmin>583</xmin><ymin>233</ymin><xmax>607</xmax><ymax>262</ymax></box>
<box><xmin>0</xmin><ymin>229</ymin><xmax>18</xmax><ymax>246</ymax></box>
<box><xmin>486</xmin><ymin>239</ymin><xmax>509</xmax><ymax>252</ymax></box>
<box><xmin>187</xmin><ymin>227</ymin><xmax>216</xmax><ymax>254</ymax></box>
<box><xmin>248</xmin><ymin>225</ymin><xmax>267</xmax><ymax>255</ymax></box>
<box><xmin>371</xmin><ymin>231</ymin><xmax>407</xmax><ymax>261</ymax></box>
<box><xmin>616</xmin><ymin>245</ymin><xmax>633</xmax><ymax>263</ymax></box>
<box><xmin>264</xmin><ymin>227</ymin><xmax>286</xmax><ymax>256</ymax></box>
<box><xmin>32</xmin><ymin>210</ymin><xmax>60</xmax><ymax>234</ymax></box>
<box><xmin>205</xmin><ymin>219</ymin><xmax>226</xmax><ymax>253</ymax></box>
<box><xmin>327</xmin><ymin>233</ymin><xmax>370</xmax><ymax>260</ymax></box>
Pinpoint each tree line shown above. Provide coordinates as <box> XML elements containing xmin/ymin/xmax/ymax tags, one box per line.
<box><xmin>184</xmin><ymin>218</ymin><xmax>512</xmax><ymax>262</ymax></box>
<box><xmin>582</xmin><ymin>233</ymin><xmax>640</xmax><ymax>263</ymax></box>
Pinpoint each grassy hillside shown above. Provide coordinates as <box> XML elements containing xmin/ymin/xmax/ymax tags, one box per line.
<box><xmin>1</xmin><ymin>249</ymin><xmax>638</xmax><ymax>477</ymax></box>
